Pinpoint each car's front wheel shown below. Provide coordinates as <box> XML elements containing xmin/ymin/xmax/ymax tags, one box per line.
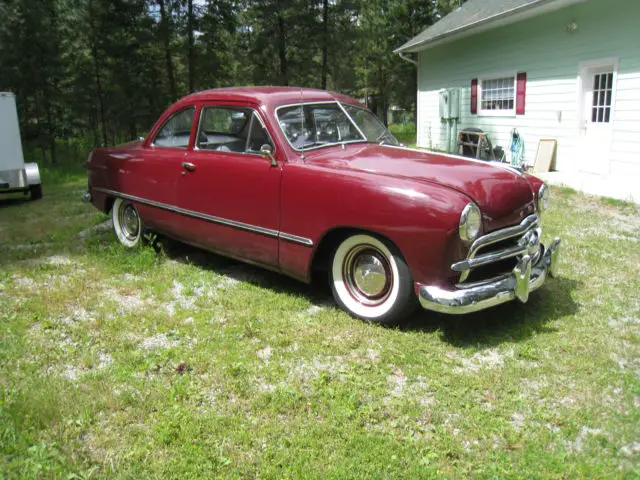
<box><xmin>329</xmin><ymin>233</ymin><xmax>416</xmax><ymax>325</ymax></box>
<box><xmin>112</xmin><ymin>198</ymin><xmax>142</xmax><ymax>248</ymax></box>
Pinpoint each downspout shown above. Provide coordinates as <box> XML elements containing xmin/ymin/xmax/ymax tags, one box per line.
<box><xmin>397</xmin><ymin>51</ymin><xmax>418</xmax><ymax>65</ymax></box>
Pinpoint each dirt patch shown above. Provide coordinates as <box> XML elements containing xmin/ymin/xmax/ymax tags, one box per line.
<box><xmin>387</xmin><ymin>368</ymin><xmax>406</xmax><ymax>396</ymax></box>
<box><xmin>78</xmin><ymin>220</ymin><xmax>113</xmax><ymax>239</ymax></box>
<box><xmin>61</xmin><ymin>306</ymin><xmax>93</xmax><ymax>324</ymax></box>
<box><xmin>44</xmin><ymin>255</ymin><xmax>76</xmax><ymax>266</ymax></box>
<box><xmin>139</xmin><ymin>333</ymin><xmax>180</xmax><ymax>351</ymax></box>
<box><xmin>303</xmin><ymin>305</ymin><xmax>325</xmax><ymax>316</ymax></box>
<box><xmin>103</xmin><ymin>287</ymin><xmax>149</xmax><ymax>313</ymax></box>
<box><xmin>286</xmin><ymin>356</ymin><xmax>345</xmax><ymax>384</ymax></box>
<box><xmin>257</xmin><ymin>345</ymin><xmax>272</xmax><ymax>363</ymax></box>
<box><xmin>12</xmin><ymin>275</ymin><xmax>36</xmax><ymax>289</ymax></box>
<box><xmin>385</xmin><ymin>371</ymin><xmax>434</xmax><ymax>406</ymax></box>
<box><xmin>510</xmin><ymin>412</ymin><xmax>526</xmax><ymax>431</ymax></box>
<box><xmin>452</xmin><ymin>349</ymin><xmax>514</xmax><ymax>374</ymax></box>
<box><xmin>565</xmin><ymin>426</ymin><xmax>604</xmax><ymax>453</ymax></box>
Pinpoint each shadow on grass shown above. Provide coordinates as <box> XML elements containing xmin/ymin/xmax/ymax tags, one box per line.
<box><xmin>157</xmin><ymin>237</ymin><xmax>333</xmax><ymax>306</ymax></box>
<box><xmin>0</xmin><ymin>195</ymin><xmax>32</xmax><ymax>209</ymax></box>
<box><xmin>403</xmin><ymin>276</ymin><xmax>582</xmax><ymax>348</ymax></box>
<box><xmin>158</xmin><ymin>237</ymin><xmax>582</xmax><ymax>347</ymax></box>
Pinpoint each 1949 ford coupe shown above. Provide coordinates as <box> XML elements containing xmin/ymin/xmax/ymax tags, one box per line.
<box><xmin>84</xmin><ymin>87</ymin><xmax>561</xmax><ymax>325</ymax></box>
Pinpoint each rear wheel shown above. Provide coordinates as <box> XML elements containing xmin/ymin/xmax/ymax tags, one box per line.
<box><xmin>29</xmin><ymin>184</ymin><xmax>42</xmax><ymax>200</ymax></box>
<box><xmin>329</xmin><ymin>234</ymin><xmax>416</xmax><ymax>325</ymax></box>
<box><xmin>112</xmin><ymin>198</ymin><xmax>142</xmax><ymax>248</ymax></box>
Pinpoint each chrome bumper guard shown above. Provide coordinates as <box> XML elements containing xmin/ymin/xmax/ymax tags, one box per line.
<box><xmin>419</xmin><ymin>237</ymin><xmax>561</xmax><ymax>314</ymax></box>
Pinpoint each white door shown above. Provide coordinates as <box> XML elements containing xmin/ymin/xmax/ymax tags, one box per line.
<box><xmin>578</xmin><ymin>62</ymin><xmax>616</xmax><ymax>175</ymax></box>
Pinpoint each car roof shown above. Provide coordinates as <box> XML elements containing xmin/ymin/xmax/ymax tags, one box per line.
<box><xmin>175</xmin><ymin>86</ymin><xmax>363</xmax><ymax>110</ymax></box>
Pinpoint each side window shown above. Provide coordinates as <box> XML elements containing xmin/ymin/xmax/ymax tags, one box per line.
<box><xmin>153</xmin><ymin>108</ymin><xmax>195</xmax><ymax>148</ymax></box>
<box><xmin>246</xmin><ymin>113</ymin><xmax>273</xmax><ymax>153</ymax></box>
<box><xmin>196</xmin><ymin>106</ymin><xmax>252</xmax><ymax>152</ymax></box>
<box><xmin>196</xmin><ymin>106</ymin><xmax>273</xmax><ymax>155</ymax></box>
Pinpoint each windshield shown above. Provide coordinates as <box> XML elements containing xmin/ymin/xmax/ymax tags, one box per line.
<box><xmin>342</xmin><ymin>104</ymin><xmax>399</xmax><ymax>147</ymax></box>
<box><xmin>276</xmin><ymin>102</ymin><xmax>399</xmax><ymax>151</ymax></box>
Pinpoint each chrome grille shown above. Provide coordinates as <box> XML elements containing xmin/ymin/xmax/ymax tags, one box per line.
<box><xmin>452</xmin><ymin>214</ymin><xmax>541</xmax><ymax>285</ymax></box>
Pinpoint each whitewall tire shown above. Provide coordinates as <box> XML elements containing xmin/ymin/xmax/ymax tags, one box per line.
<box><xmin>330</xmin><ymin>234</ymin><xmax>416</xmax><ymax>325</ymax></box>
<box><xmin>112</xmin><ymin>198</ymin><xmax>142</xmax><ymax>248</ymax></box>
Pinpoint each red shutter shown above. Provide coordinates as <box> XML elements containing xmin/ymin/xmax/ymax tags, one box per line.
<box><xmin>470</xmin><ymin>78</ymin><xmax>478</xmax><ymax>114</ymax></box>
<box><xmin>516</xmin><ymin>72</ymin><xmax>527</xmax><ymax>114</ymax></box>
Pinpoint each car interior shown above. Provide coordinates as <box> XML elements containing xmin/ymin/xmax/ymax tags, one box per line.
<box><xmin>196</xmin><ymin>107</ymin><xmax>272</xmax><ymax>154</ymax></box>
<box><xmin>153</xmin><ymin>106</ymin><xmax>273</xmax><ymax>154</ymax></box>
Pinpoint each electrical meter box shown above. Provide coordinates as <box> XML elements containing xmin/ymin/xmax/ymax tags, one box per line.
<box><xmin>439</xmin><ymin>88</ymin><xmax>461</xmax><ymax>120</ymax></box>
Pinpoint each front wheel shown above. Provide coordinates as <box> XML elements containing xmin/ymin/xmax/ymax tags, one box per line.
<box><xmin>112</xmin><ymin>198</ymin><xmax>142</xmax><ymax>248</ymax></box>
<box><xmin>329</xmin><ymin>234</ymin><xmax>416</xmax><ymax>325</ymax></box>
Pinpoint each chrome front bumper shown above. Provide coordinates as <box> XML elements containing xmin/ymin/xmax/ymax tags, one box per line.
<box><xmin>419</xmin><ymin>237</ymin><xmax>561</xmax><ymax>314</ymax></box>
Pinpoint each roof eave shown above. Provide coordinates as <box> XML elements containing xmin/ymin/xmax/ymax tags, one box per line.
<box><xmin>395</xmin><ymin>0</ymin><xmax>589</xmax><ymax>54</ymax></box>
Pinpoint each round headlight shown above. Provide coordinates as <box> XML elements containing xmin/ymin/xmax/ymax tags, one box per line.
<box><xmin>459</xmin><ymin>203</ymin><xmax>482</xmax><ymax>242</ymax></box>
<box><xmin>538</xmin><ymin>184</ymin><xmax>550</xmax><ymax>213</ymax></box>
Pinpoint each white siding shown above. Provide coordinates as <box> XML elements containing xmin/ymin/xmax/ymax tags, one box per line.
<box><xmin>416</xmin><ymin>0</ymin><xmax>640</xmax><ymax>176</ymax></box>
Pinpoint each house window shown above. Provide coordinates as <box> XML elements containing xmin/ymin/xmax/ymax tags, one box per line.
<box><xmin>591</xmin><ymin>72</ymin><xmax>613</xmax><ymax>123</ymax></box>
<box><xmin>479</xmin><ymin>76</ymin><xmax>516</xmax><ymax>115</ymax></box>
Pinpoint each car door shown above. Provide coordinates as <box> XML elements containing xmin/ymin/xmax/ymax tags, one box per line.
<box><xmin>121</xmin><ymin>107</ymin><xmax>196</xmax><ymax>237</ymax></box>
<box><xmin>177</xmin><ymin>103</ymin><xmax>281</xmax><ymax>268</ymax></box>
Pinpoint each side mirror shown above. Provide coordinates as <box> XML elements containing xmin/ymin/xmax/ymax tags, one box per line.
<box><xmin>260</xmin><ymin>144</ymin><xmax>277</xmax><ymax>167</ymax></box>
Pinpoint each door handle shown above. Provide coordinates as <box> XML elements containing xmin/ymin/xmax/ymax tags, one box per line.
<box><xmin>182</xmin><ymin>162</ymin><xmax>196</xmax><ymax>172</ymax></box>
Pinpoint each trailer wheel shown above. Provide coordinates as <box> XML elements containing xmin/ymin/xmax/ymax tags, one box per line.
<box><xmin>30</xmin><ymin>184</ymin><xmax>43</xmax><ymax>200</ymax></box>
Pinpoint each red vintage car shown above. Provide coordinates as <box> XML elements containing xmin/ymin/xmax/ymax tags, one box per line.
<box><xmin>84</xmin><ymin>87</ymin><xmax>561</xmax><ymax>325</ymax></box>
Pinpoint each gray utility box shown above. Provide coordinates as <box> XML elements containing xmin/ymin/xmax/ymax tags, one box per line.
<box><xmin>439</xmin><ymin>88</ymin><xmax>461</xmax><ymax>120</ymax></box>
<box><xmin>0</xmin><ymin>92</ymin><xmax>42</xmax><ymax>200</ymax></box>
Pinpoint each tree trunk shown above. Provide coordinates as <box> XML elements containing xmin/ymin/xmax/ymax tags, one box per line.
<box><xmin>49</xmin><ymin>134</ymin><xmax>57</xmax><ymax>165</ymax></box>
<box><xmin>321</xmin><ymin>0</ymin><xmax>328</xmax><ymax>90</ymax></box>
<box><xmin>158</xmin><ymin>0</ymin><xmax>177</xmax><ymax>101</ymax></box>
<box><xmin>187</xmin><ymin>0</ymin><xmax>195</xmax><ymax>93</ymax></box>
<box><xmin>379</xmin><ymin>67</ymin><xmax>388</xmax><ymax>126</ymax></box>
<box><xmin>275</xmin><ymin>1</ymin><xmax>288</xmax><ymax>86</ymax></box>
<box><xmin>91</xmin><ymin>41</ymin><xmax>108</xmax><ymax>147</ymax></box>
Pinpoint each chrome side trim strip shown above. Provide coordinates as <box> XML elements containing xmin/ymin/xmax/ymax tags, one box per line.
<box><xmin>93</xmin><ymin>187</ymin><xmax>314</xmax><ymax>247</ymax></box>
<box><xmin>279</xmin><ymin>232</ymin><xmax>314</xmax><ymax>247</ymax></box>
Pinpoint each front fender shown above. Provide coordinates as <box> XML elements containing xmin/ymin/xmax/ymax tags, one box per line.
<box><xmin>279</xmin><ymin>163</ymin><xmax>473</xmax><ymax>285</ymax></box>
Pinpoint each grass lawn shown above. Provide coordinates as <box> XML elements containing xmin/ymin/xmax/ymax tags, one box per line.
<box><xmin>1</xmin><ymin>170</ymin><xmax>639</xmax><ymax>479</ymax></box>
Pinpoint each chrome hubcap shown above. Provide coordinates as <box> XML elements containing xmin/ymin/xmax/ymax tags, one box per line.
<box><xmin>353</xmin><ymin>254</ymin><xmax>387</xmax><ymax>297</ymax></box>
<box><xmin>120</xmin><ymin>203</ymin><xmax>139</xmax><ymax>240</ymax></box>
<box><xmin>343</xmin><ymin>245</ymin><xmax>392</xmax><ymax>306</ymax></box>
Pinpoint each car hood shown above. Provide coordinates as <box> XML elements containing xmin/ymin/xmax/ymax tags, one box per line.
<box><xmin>308</xmin><ymin>144</ymin><xmax>536</xmax><ymax>222</ymax></box>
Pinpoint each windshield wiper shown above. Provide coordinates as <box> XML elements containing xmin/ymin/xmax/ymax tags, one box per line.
<box><xmin>376</xmin><ymin>131</ymin><xmax>394</xmax><ymax>145</ymax></box>
<box><xmin>301</xmin><ymin>141</ymin><xmax>329</xmax><ymax>149</ymax></box>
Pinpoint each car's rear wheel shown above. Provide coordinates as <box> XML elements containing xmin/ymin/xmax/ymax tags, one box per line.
<box><xmin>329</xmin><ymin>233</ymin><xmax>416</xmax><ymax>325</ymax></box>
<box><xmin>112</xmin><ymin>198</ymin><xmax>142</xmax><ymax>248</ymax></box>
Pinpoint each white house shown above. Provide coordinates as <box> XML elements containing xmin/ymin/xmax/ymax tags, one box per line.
<box><xmin>395</xmin><ymin>0</ymin><xmax>640</xmax><ymax>202</ymax></box>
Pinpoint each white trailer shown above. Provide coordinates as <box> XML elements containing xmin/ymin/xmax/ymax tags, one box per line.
<box><xmin>0</xmin><ymin>92</ymin><xmax>42</xmax><ymax>200</ymax></box>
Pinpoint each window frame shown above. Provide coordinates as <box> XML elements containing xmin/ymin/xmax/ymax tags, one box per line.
<box><xmin>193</xmin><ymin>104</ymin><xmax>276</xmax><ymax>157</ymax></box>
<box><xmin>151</xmin><ymin>107</ymin><xmax>197</xmax><ymax>149</ymax></box>
<box><xmin>477</xmin><ymin>72</ymin><xmax>517</xmax><ymax>117</ymax></box>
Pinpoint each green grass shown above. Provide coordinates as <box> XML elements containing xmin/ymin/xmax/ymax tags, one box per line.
<box><xmin>389</xmin><ymin>122</ymin><xmax>417</xmax><ymax>146</ymax></box>
<box><xmin>1</xmin><ymin>172</ymin><xmax>639</xmax><ymax>478</ymax></box>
